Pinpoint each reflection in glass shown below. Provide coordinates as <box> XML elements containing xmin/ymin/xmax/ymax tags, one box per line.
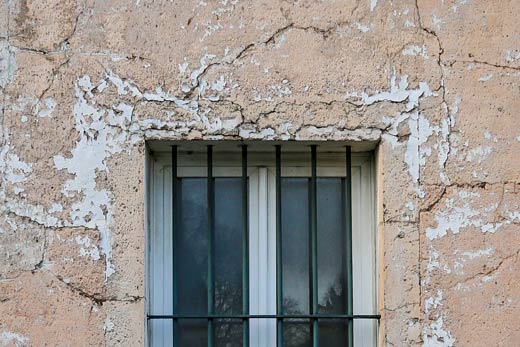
<box><xmin>282</xmin><ymin>178</ymin><xmax>311</xmax><ymax>346</ymax></box>
<box><xmin>214</xmin><ymin>178</ymin><xmax>243</xmax><ymax>346</ymax></box>
<box><xmin>176</xmin><ymin>179</ymin><xmax>208</xmax><ymax>345</ymax></box>
<box><xmin>317</xmin><ymin>178</ymin><xmax>347</xmax><ymax>345</ymax></box>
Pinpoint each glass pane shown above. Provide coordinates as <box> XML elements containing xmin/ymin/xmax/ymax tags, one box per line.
<box><xmin>282</xmin><ymin>178</ymin><xmax>311</xmax><ymax>346</ymax></box>
<box><xmin>176</xmin><ymin>178</ymin><xmax>208</xmax><ymax>315</ymax></box>
<box><xmin>215</xmin><ymin>321</ymin><xmax>243</xmax><ymax>347</ymax></box>
<box><xmin>177</xmin><ymin>320</ymin><xmax>207</xmax><ymax>347</ymax></box>
<box><xmin>319</xmin><ymin>320</ymin><xmax>348</xmax><ymax>346</ymax></box>
<box><xmin>284</xmin><ymin>320</ymin><xmax>311</xmax><ymax>347</ymax></box>
<box><xmin>318</xmin><ymin>178</ymin><xmax>347</xmax><ymax>346</ymax></box>
<box><xmin>214</xmin><ymin>178</ymin><xmax>244</xmax><ymax>346</ymax></box>
<box><xmin>317</xmin><ymin>178</ymin><xmax>346</xmax><ymax>315</ymax></box>
<box><xmin>214</xmin><ymin>178</ymin><xmax>243</xmax><ymax>315</ymax></box>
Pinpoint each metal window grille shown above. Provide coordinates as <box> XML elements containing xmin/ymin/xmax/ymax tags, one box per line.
<box><xmin>147</xmin><ymin>144</ymin><xmax>380</xmax><ymax>347</ymax></box>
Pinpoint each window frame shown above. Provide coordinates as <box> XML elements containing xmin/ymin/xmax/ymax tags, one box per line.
<box><xmin>146</xmin><ymin>146</ymin><xmax>379</xmax><ymax>347</ymax></box>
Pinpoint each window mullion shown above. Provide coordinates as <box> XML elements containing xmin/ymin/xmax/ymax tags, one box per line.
<box><xmin>275</xmin><ymin>145</ymin><xmax>283</xmax><ymax>347</ymax></box>
<box><xmin>310</xmin><ymin>145</ymin><xmax>319</xmax><ymax>347</ymax></box>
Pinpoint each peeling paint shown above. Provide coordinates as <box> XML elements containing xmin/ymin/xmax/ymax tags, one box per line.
<box><xmin>0</xmin><ymin>41</ymin><xmax>17</xmax><ymax>88</ymax></box>
<box><xmin>402</xmin><ymin>44</ymin><xmax>429</xmax><ymax>59</ymax></box>
<box><xmin>0</xmin><ymin>331</ymin><xmax>28</xmax><ymax>346</ymax></box>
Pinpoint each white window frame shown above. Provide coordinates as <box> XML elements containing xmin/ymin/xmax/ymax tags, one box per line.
<box><xmin>146</xmin><ymin>150</ymin><xmax>378</xmax><ymax>347</ymax></box>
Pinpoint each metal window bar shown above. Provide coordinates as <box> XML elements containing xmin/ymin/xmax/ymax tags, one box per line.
<box><xmin>275</xmin><ymin>145</ymin><xmax>283</xmax><ymax>347</ymax></box>
<box><xmin>207</xmin><ymin>145</ymin><xmax>215</xmax><ymax>347</ymax></box>
<box><xmin>310</xmin><ymin>145</ymin><xmax>319</xmax><ymax>347</ymax></box>
<box><xmin>149</xmin><ymin>144</ymin><xmax>381</xmax><ymax>347</ymax></box>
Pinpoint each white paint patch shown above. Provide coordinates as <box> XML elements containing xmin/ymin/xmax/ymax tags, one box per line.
<box><xmin>423</xmin><ymin>317</ymin><xmax>455</xmax><ymax>347</ymax></box>
<box><xmin>370</xmin><ymin>0</ymin><xmax>378</xmax><ymax>11</ymax></box>
<box><xmin>53</xmin><ymin>75</ymin><xmax>133</xmax><ymax>278</ymax></box>
<box><xmin>425</xmin><ymin>289</ymin><xmax>443</xmax><ymax>314</ymax></box>
<box><xmin>404</xmin><ymin>19</ymin><xmax>415</xmax><ymax>28</ymax></box>
<box><xmin>0</xmin><ymin>145</ymin><xmax>33</xmax><ymax>195</ymax></box>
<box><xmin>465</xmin><ymin>146</ymin><xmax>492</xmax><ymax>163</ymax></box>
<box><xmin>349</xmin><ymin>72</ymin><xmax>434</xmax><ymax>111</ymax></box>
<box><xmin>461</xmin><ymin>248</ymin><xmax>493</xmax><ymax>260</ymax></box>
<box><xmin>431</xmin><ymin>14</ymin><xmax>442</xmax><ymax>30</ymax></box>
<box><xmin>0</xmin><ymin>41</ymin><xmax>17</xmax><ymax>88</ymax></box>
<box><xmin>75</xmin><ymin>235</ymin><xmax>101</xmax><ymax>261</ymax></box>
<box><xmin>478</xmin><ymin>74</ymin><xmax>493</xmax><ymax>82</ymax></box>
<box><xmin>37</xmin><ymin>98</ymin><xmax>57</xmax><ymax>118</ymax></box>
<box><xmin>0</xmin><ymin>331</ymin><xmax>28</xmax><ymax>346</ymax></box>
<box><xmin>505</xmin><ymin>49</ymin><xmax>520</xmax><ymax>63</ymax></box>
<box><xmin>402</xmin><ymin>44</ymin><xmax>429</xmax><ymax>59</ymax></box>
<box><xmin>354</xmin><ymin>23</ymin><xmax>370</xmax><ymax>33</ymax></box>
<box><xmin>104</xmin><ymin>317</ymin><xmax>115</xmax><ymax>333</ymax></box>
<box><xmin>425</xmin><ymin>188</ymin><xmax>520</xmax><ymax>240</ymax></box>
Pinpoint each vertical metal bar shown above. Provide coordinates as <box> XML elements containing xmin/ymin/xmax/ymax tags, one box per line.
<box><xmin>242</xmin><ymin>145</ymin><xmax>249</xmax><ymax>347</ymax></box>
<box><xmin>207</xmin><ymin>145</ymin><xmax>214</xmax><ymax>347</ymax></box>
<box><xmin>275</xmin><ymin>145</ymin><xmax>283</xmax><ymax>347</ymax></box>
<box><xmin>345</xmin><ymin>146</ymin><xmax>354</xmax><ymax>347</ymax></box>
<box><xmin>310</xmin><ymin>145</ymin><xmax>319</xmax><ymax>347</ymax></box>
<box><xmin>171</xmin><ymin>145</ymin><xmax>178</xmax><ymax>347</ymax></box>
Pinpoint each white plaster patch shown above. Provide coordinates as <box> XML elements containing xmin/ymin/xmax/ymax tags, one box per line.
<box><xmin>425</xmin><ymin>289</ymin><xmax>443</xmax><ymax>314</ymax></box>
<box><xmin>425</xmin><ymin>189</ymin><xmax>520</xmax><ymax>240</ymax></box>
<box><xmin>478</xmin><ymin>74</ymin><xmax>493</xmax><ymax>82</ymax></box>
<box><xmin>349</xmin><ymin>72</ymin><xmax>434</xmax><ymax>111</ymax></box>
<box><xmin>354</xmin><ymin>22</ymin><xmax>370</xmax><ymax>33</ymax></box>
<box><xmin>52</xmin><ymin>75</ymin><xmax>135</xmax><ymax>278</ymax></box>
<box><xmin>505</xmin><ymin>49</ymin><xmax>520</xmax><ymax>63</ymax></box>
<box><xmin>75</xmin><ymin>235</ymin><xmax>101</xmax><ymax>261</ymax></box>
<box><xmin>465</xmin><ymin>146</ymin><xmax>492</xmax><ymax>163</ymax></box>
<box><xmin>431</xmin><ymin>14</ymin><xmax>442</xmax><ymax>30</ymax></box>
<box><xmin>37</xmin><ymin>98</ymin><xmax>57</xmax><ymax>118</ymax></box>
<box><xmin>370</xmin><ymin>0</ymin><xmax>378</xmax><ymax>12</ymax></box>
<box><xmin>0</xmin><ymin>41</ymin><xmax>17</xmax><ymax>88</ymax></box>
<box><xmin>104</xmin><ymin>317</ymin><xmax>115</xmax><ymax>333</ymax></box>
<box><xmin>0</xmin><ymin>145</ymin><xmax>33</xmax><ymax>195</ymax></box>
<box><xmin>402</xmin><ymin>44</ymin><xmax>429</xmax><ymax>59</ymax></box>
<box><xmin>0</xmin><ymin>331</ymin><xmax>28</xmax><ymax>346</ymax></box>
<box><xmin>423</xmin><ymin>317</ymin><xmax>455</xmax><ymax>347</ymax></box>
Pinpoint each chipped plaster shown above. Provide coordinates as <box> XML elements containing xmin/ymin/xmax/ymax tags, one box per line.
<box><xmin>1</xmin><ymin>0</ymin><xmax>519</xmax><ymax>346</ymax></box>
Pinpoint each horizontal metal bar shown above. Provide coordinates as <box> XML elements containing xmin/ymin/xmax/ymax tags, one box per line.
<box><xmin>148</xmin><ymin>314</ymin><xmax>381</xmax><ymax>320</ymax></box>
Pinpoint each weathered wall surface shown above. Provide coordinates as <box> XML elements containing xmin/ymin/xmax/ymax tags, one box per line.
<box><xmin>0</xmin><ymin>0</ymin><xmax>519</xmax><ymax>346</ymax></box>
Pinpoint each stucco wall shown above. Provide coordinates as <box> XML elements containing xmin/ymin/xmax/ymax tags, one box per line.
<box><xmin>1</xmin><ymin>0</ymin><xmax>519</xmax><ymax>346</ymax></box>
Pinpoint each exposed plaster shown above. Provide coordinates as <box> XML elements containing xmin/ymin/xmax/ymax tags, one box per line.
<box><xmin>0</xmin><ymin>41</ymin><xmax>17</xmax><ymax>89</ymax></box>
<box><xmin>0</xmin><ymin>331</ymin><xmax>28</xmax><ymax>347</ymax></box>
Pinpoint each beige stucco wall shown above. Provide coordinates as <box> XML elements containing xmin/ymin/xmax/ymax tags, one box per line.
<box><xmin>1</xmin><ymin>0</ymin><xmax>519</xmax><ymax>346</ymax></box>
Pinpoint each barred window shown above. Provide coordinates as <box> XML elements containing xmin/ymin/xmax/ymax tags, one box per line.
<box><xmin>147</xmin><ymin>143</ymin><xmax>379</xmax><ymax>347</ymax></box>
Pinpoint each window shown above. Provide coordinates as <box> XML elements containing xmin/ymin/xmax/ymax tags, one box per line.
<box><xmin>147</xmin><ymin>143</ymin><xmax>378</xmax><ymax>347</ymax></box>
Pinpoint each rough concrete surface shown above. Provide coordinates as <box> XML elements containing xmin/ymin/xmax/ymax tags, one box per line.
<box><xmin>0</xmin><ymin>0</ymin><xmax>519</xmax><ymax>346</ymax></box>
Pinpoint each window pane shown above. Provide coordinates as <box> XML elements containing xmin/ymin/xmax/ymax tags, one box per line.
<box><xmin>318</xmin><ymin>178</ymin><xmax>347</xmax><ymax>346</ymax></box>
<box><xmin>215</xmin><ymin>321</ymin><xmax>242</xmax><ymax>347</ymax></box>
<box><xmin>282</xmin><ymin>178</ymin><xmax>311</xmax><ymax>347</ymax></box>
<box><xmin>177</xmin><ymin>320</ymin><xmax>207</xmax><ymax>347</ymax></box>
<box><xmin>176</xmin><ymin>178</ymin><xmax>208</xmax><ymax>315</ymax></box>
<box><xmin>214</xmin><ymin>178</ymin><xmax>243</xmax><ymax>347</ymax></box>
<box><xmin>214</xmin><ymin>178</ymin><xmax>243</xmax><ymax>315</ymax></box>
<box><xmin>176</xmin><ymin>179</ymin><xmax>208</xmax><ymax>346</ymax></box>
<box><xmin>317</xmin><ymin>178</ymin><xmax>347</xmax><ymax>313</ymax></box>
